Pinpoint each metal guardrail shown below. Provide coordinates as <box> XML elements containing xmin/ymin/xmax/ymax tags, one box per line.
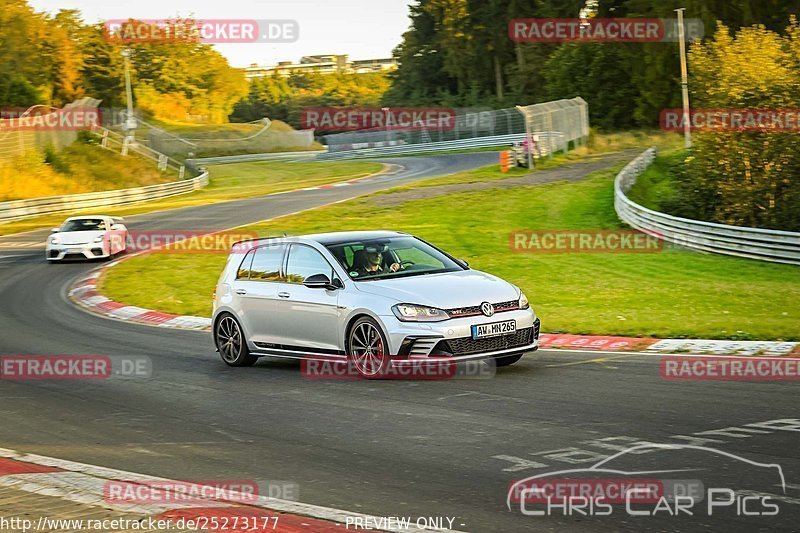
<box><xmin>315</xmin><ymin>133</ymin><xmax>540</xmax><ymax>160</ymax></box>
<box><xmin>615</xmin><ymin>147</ymin><xmax>800</xmax><ymax>266</ymax></box>
<box><xmin>191</xmin><ymin>133</ymin><xmax>564</xmax><ymax>163</ymax></box>
<box><xmin>0</xmin><ymin>170</ymin><xmax>209</xmax><ymax>223</ymax></box>
<box><xmin>92</xmin><ymin>127</ymin><xmax>185</xmax><ymax>175</ymax></box>
<box><xmin>190</xmin><ymin>150</ymin><xmax>326</xmax><ymax>166</ymax></box>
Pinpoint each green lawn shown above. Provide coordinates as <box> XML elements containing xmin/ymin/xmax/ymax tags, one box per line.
<box><xmin>101</xmin><ymin>158</ymin><xmax>800</xmax><ymax>340</ymax></box>
<box><xmin>0</xmin><ymin>160</ymin><xmax>383</xmax><ymax>236</ymax></box>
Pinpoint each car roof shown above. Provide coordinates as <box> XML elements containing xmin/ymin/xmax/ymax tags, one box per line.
<box><xmin>66</xmin><ymin>215</ymin><xmax>108</xmax><ymax>220</ymax></box>
<box><xmin>303</xmin><ymin>231</ymin><xmax>409</xmax><ymax>246</ymax></box>
<box><xmin>64</xmin><ymin>215</ymin><xmax>124</xmax><ymax>222</ymax></box>
<box><xmin>232</xmin><ymin>231</ymin><xmax>409</xmax><ymax>251</ymax></box>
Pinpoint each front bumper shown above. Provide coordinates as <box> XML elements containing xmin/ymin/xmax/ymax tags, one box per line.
<box><xmin>379</xmin><ymin>308</ymin><xmax>539</xmax><ymax>360</ymax></box>
<box><xmin>46</xmin><ymin>242</ymin><xmax>108</xmax><ymax>261</ymax></box>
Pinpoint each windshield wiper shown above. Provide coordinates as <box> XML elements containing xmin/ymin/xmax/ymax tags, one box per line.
<box><xmin>354</xmin><ymin>269</ymin><xmax>453</xmax><ymax>281</ymax></box>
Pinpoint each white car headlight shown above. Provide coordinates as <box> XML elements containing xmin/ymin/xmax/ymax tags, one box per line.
<box><xmin>392</xmin><ymin>303</ymin><xmax>450</xmax><ymax>322</ymax></box>
<box><xmin>50</xmin><ymin>236</ymin><xmax>60</xmax><ymax>245</ymax></box>
<box><xmin>518</xmin><ymin>291</ymin><xmax>530</xmax><ymax>309</ymax></box>
<box><xmin>93</xmin><ymin>233</ymin><xmax>105</xmax><ymax>243</ymax></box>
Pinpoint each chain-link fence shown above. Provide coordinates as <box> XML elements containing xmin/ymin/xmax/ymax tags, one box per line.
<box><xmin>321</xmin><ymin>98</ymin><xmax>588</xmax><ymax>155</ymax></box>
<box><xmin>143</xmin><ymin>119</ymin><xmax>317</xmax><ymax>160</ymax></box>
<box><xmin>517</xmin><ymin>97</ymin><xmax>589</xmax><ymax>157</ymax></box>
<box><xmin>0</xmin><ymin>98</ymin><xmax>101</xmax><ymax>165</ymax></box>
<box><xmin>320</xmin><ymin>107</ymin><xmax>523</xmax><ymax>151</ymax></box>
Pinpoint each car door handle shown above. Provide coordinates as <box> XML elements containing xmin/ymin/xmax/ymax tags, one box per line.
<box><xmin>278</xmin><ymin>292</ymin><xmax>290</xmax><ymax>298</ymax></box>
<box><xmin>235</xmin><ymin>289</ymin><xmax>247</xmax><ymax>295</ymax></box>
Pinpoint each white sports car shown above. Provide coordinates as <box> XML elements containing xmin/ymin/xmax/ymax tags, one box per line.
<box><xmin>46</xmin><ymin>215</ymin><xmax>128</xmax><ymax>261</ymax></box>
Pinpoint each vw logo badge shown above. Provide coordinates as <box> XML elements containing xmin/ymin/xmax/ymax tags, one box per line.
<box><xmin>480</xmin><ymin>302</ymin><xmax>495</xmax><ymax>317</ymax></box>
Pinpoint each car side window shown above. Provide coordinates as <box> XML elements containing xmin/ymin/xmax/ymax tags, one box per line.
<box><xmin>236</xmin><ymin>249</ymin><xmax>255</xmax><ymax>279</ymax></box>
<box><xmin>285</xmin><ymin>245</ymin><xmax>334</xmax><ymax>284</ymax></box>
<box><xmin>247</xmin><ymin>245</ymin><xmax>285</xmax><ymax>281</ymax></box>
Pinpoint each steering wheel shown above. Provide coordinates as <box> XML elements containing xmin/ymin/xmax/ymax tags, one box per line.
<box><xmin>399</xmin><ymin>260</ymin><xmax>415</xmax><ymax>268</ymax></box>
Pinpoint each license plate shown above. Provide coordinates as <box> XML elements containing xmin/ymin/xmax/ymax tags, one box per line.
<box><xmin>68</xmin><ymin>248</ymin><xmax>82</xmax><ymax>253</ymax></box>
<box><xmin>471</xmin><ymin>319</ymin><xmax>516</xmax><ymax>339</ymax></box>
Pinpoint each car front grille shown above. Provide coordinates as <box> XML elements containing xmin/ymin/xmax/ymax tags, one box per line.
<box><xmin>446</xmin><ymin>299</ymin><xmax>520</xmax><ymax>318</ymax></box>
<box><xmin>436</xmin><ymin>326</ymin><xmax>534</xmax><ymax>356</ymax></box>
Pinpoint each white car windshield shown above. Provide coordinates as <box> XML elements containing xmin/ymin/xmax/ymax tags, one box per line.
<box><xmin>326</xmin><ymin>236</ymin><xmax>464</xmax><ymax>280</ymax></box>
<box><xmin>61</xmin><ymin>219</ymin><xmax>106</xmax><ymax>232</ymax></box>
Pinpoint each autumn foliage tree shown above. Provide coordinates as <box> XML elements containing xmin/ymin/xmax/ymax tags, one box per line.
<box><xmin>0</xmin><ymin>4</ymin><xmax>247</xmax><ymax>124</ymax></box>
<box><xmin>666</xmin><ymin>20</ymin><xmax>800</xmax><ymax>231</ymax></box>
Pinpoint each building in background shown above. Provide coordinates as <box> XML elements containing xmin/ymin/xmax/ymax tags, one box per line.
<box><xmin>244</xmin><ymin>55</ymin><xmax>397</xmax><ymax>80</ymax></box>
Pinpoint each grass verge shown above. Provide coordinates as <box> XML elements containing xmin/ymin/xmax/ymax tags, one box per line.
<box><xmin>101</xmin><ymin>156</ymin><xmax>800</xmax><ymax>340</ymax></box>
<box><xmin>0</xmin><ymin>136</ymin><xmax>177</xmax><ymax>202</ymax></box>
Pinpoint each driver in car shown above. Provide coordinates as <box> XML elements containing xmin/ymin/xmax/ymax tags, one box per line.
<box><xmin>357</xmin><ymin>248</ymin><xmax>402</xmax><ymax>276</ymax></box>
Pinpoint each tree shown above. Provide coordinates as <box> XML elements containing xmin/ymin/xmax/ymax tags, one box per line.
<box><xmin>669</xmin><ymin>20</ymin><xmax>800</xmax><ymax>231</ymax></box>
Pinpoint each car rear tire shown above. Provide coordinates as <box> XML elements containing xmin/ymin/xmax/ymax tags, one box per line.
<box><xmin>495</xmin><ymin>353</ymin><xmax>524</xmax><ymax>367</ymax></box>
<box><xmin>215</xmin><ymin>313</ymin><xmax>257</xmax><ymax>367</ymax></box>
<box><xmin>347</xmin><ymin>316</ymin><xmax>391</xmax><ymax>378</ymax></box>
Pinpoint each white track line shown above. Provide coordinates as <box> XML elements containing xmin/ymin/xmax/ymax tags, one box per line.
<box><xmin>0</xmin><ymin>448</ymin><xmax>465</xmax><ymax>533</ymax></box>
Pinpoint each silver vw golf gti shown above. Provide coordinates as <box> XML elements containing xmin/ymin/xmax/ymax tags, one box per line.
<box><xmin>212</xmin><ymin>231</ymin><xmax>539</xmax><ymax>376</ymax></box>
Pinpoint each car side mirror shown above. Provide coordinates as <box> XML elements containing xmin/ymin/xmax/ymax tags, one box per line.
<box><xmin>303</xmin><ymin>273</ymin><xmax>336</xmax><ymax>289</ymax></box>
<box><xmin>110</xmin><ymin>224</ymin><xmax>122</xmax><ymax>231</ymax></box>
<box><xmin>51</xmin><ymin>228</ymin><xmax>60</xmax><ymax>233</ymax></box>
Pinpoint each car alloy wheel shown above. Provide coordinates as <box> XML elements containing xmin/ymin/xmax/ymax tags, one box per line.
<box><xmin>348</xmin><ymin>318</ymin><xmax>390</xmax><ymax>378</ymax></box>
<box><xmin>215</xmin><ymin>314</ymin><xmax>257</xmax><ymax>367</ymax></box>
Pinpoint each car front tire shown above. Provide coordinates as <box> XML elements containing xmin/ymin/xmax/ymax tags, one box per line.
<box><xmin>214</xmin><ymin>313</ymin><xmax>257</xmax><ymax>367</ymax></box>
<box><xmin>347</xmin><ymin>316</ymin><xmax>391</xmax><ymax>378</ymax></box>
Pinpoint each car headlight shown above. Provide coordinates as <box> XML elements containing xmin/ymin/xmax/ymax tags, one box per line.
<box><xmin>518</xmin><ymin>291</ymin><xmax>530</xmax><ymax>310</ymax></box>
<box><xmin>50</xmin><ymin>236</ymin><xmax>60</xmax><ymax>245</ymax></box>
<box><xmin>93</xmin><ymin>233</ymin><xmax>105</xmax><ymax>243</ymax></box>
<box><xmin>392</xmin><ymin>303</ymin><xmax>450</xmax><ymax>322</ymax></box>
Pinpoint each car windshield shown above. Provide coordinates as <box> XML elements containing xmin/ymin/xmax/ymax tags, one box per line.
<box><xmin>325</xmin><ymin>236</ymin><xmax>464</xmax><ymax>280</ymax></box>
<box><xmin>61</xmin><ymin>219</ymin><xmax>105</xmax><ymax>232</ymax></box>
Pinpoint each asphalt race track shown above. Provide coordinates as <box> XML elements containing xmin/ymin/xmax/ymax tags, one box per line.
<box><xmin>0</xmin><ymin>152</ymin><xmax>798</xmax><ymax>532</ymax></box>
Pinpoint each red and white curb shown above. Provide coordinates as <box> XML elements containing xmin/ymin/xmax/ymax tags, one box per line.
<box><xmin>538</xmin><ymin>334</ymin><xmax>799</xmax><ymax>357</ymax></box>
<box><xmin>0</xmin><ymin>448</ymin><xmax>462</xmax><ymax>532</ymax></box>
<box><xmin>69</xmin><ymin>268</ymin><xmax>212</xmax><ymax>331</ymax></box>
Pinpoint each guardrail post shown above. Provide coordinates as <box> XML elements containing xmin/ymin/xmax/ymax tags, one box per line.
<box><xmin>179</xmin><ymin>165</ymin><xmax>185</xmax><ymax>179</ymax></box>
<box><xmin>157</xmin><ymin>154</ymin><xmax>168</xmax><ymax>171</ymax></box>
